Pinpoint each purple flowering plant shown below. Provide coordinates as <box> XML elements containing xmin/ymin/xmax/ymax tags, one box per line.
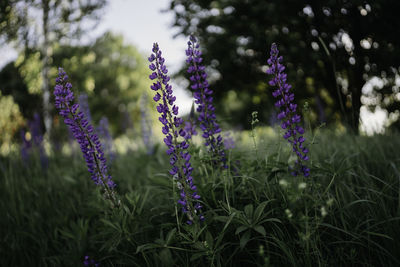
<box><xmin>97</xmin><ymin>116</ymin><xmax>116</xmax><ymax>164</ymax></box>
<box><xmin>183</xmin><ymin>102</ymin><xmax>198</xmax><ymax>141</ymax></box>
<box><xmin>20</xmin><ymin>113</ymin><xmax>48</xmax><ymax>169</ymax></box>
<box><xmin>186</xmin><ymin>35</ymin><xmax>227</xmax><ymax>169</ymax></box>
<box><xmin>148</xmin><ymin>43</ymin><xmax>203</xmax><ymax>225</ymax></box>
<box><xmin>140</xmin><ymin>93</ymin><xmax>155</xmax><ymax>155</ymax></box>
<box><xmin>54</xmin><ymin>68</ymin><xmax>119</xmax><ymax>207</ymax></box>
<box><xmin>266</xmin><ymin>43</ymin><xmax>310</xmax><ymax>177</ymax></box>
<box><xmin>83</xmin><ymin>255</ymin><xmax>99</xmax><ymax>267</ymax></box>
<box><xmin>78</xmin><ymin>93</ymin><xmax>92</xmax><ymax>124</ymax></box>
<box><xmin>20</xmin><ymin>129</ymin><xmax>31</xmax><ymax>164</ymax></box>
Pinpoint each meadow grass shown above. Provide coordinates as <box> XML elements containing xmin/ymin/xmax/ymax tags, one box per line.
<box><xmin>1</xmin><ymin>129</ymin><xmax>400</xmax><ymax>266</ymax></box>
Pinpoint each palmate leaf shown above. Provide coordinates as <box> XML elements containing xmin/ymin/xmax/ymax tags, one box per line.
<box><xmin>239</xmin><ymin>230</ymin><xmax>251</xmax><ymax>249</ymax></box>
<box><xmin>253</xmin><ymin>200</ymin><xmax>272</xmax><ymax>223</ymax></box>
<box><xmin>253</xmin><ymin>225</ymin><xmax>266</xmax><ymax>236</ymax></box>
<box><xmin>244</xmin><ymin>204</ymin><xmax>254</xmax><ymax>218</ymax></box>
<box><xmin>235</xmin><ymin>225</ymin><xmax>248</xmax><ymax>235</ymax></box>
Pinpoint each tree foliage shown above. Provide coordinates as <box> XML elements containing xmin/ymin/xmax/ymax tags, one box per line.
<box><xmin>0</xmin><ymin>0</ymin><xmax>106</xmax><ymax>48</ymax></box>
<box><xmin>0</xmin><ymin>0</ymin><xmax>107</xmax><ymax>134</ymax></box>
<box><xmin>51</xmin><ymin>32</ymin><xmax>151</xmax><ymax>136</ymax></box>
<box><xmin>0</xmin><ymin>32</ymin><xmax>151</xmax><ymax>138</ymax></box>
<box><xmin>168</xmin><ymin>0</ymin><xmax>400</xmax><ymax>131</ymax></box>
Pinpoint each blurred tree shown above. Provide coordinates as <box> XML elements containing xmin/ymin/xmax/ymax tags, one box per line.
<box><xmin>51</xmin><ymin>32</ymin><xmax>150</xmax><ymax>136</ymax></box>
<box><xmin>0</xmin><ymin>91</ymin><xmax>25</xmax><ymax>154</ymax></box>
<box><xmin>0</xmin><ymin>32</ymin><xmax>151</xmax><ymax>139</ymax></box>
<box><xmin>0</xmin><ymin>0</ymin><xmax>107</xmax><ymax>135</ymax></box>
<box><xmin>0</xmin><ymin>60</ymin><xmax>42</xmax><ymax>119</ymax></box>
<box><xmin>168</xmin><ymin>0</ymin><xmax>400</xmax><ymax>132</ymax></box>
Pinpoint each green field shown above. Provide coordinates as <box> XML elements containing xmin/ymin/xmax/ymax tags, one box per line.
<box><xmin>1</xmin><ymin>129</ymin><xmax>400</xmax><ymax>266</ymax></box>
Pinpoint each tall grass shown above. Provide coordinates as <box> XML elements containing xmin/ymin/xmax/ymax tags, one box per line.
<box><xmin>1</xmin><ymin>129</ymin><xmax>400</xmax><ymax>266</ymax></box>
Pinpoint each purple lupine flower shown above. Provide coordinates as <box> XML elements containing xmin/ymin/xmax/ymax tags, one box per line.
<box><xmin>186</xmin><ymin>35</ymin><xmax>227</xmax><ymax>168</ymax></box>
<box><xmin>140</xmin><ymin>93</ymin><xmax>155</xmax><ymax>155</ymax></box>
<box><xmin>78</xmin><ymin>93</ymin><xmax>92</xmax><ymax>124</ymax></box>
<box><xmin>223</xmin><ymin>131</ymin><xmax>235</xmax><ymax>150</ymax></box>
<box><xmin>29</xmin><ymin>113</ymin><xmax>43</xmax><ymax>146</ymax></box>
<box><xmin>148</xmin><ymin>43</ymin><xmax>203</xmax><ymax>224</ymax></box>
<box><xmin>183</xmin><ymin>121</ymin><xmax>197</xmax><ymax>140</ymax></box>
<box><xmin>121</xmin><ymin>110</ymin><xmax>133</xmax><ymax>133</ymax></box>
<box><xmin>266</xmin><ymin>43</ymin><xmax>310</xmax><ymax>177</ymax></box>
<box><xmin>20</xmin><ymin>113</ymin><xmax>48</xmax><ymax>169</ymax></box>
<box><xmin>97</xmin><ymin>117</ymin><xmax>116</xmax><ymax>164</ymax></box>
<box><xmin>83</xmin><ymin>255</ymin><xmax>99</xmax><ymax>267</ymax></box>
<box><xmin>183</xmin><ymin>102</ymin><xmax>198</xmax><ymax>140</ymax></box>
<box><xmin>29</xmin><ymin>113</ymin><xmax>48</xmax><ymax>169</ymax></box>
<box><xmin>54</xmin><ymin>68</ymin><xmax>119</xmax><ymax>206</ymax></box>
<box><xmin>20</xmin><ymin>130</ymin><xmax>31</xmax><ymax>164</ymax></box>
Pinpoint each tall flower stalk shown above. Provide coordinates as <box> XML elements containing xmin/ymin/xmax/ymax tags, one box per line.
<box><xmin>78</xmin><ymin>93</ymin><xmax>92</xmax><ymax>124</ymax></box>
<box><xmin>266</xmin><ymin>43</ymin><xmax>310</xmax><ymax>177</ymax></box>
<box><xmin>20</xmin><ymin>113</ymin><xmax>48</xmax><ymax>169</ymax></box>
<box><xmin>20</xmin><ymin>130</ymin><xmax>31</xmax><ymax>164</ymax></box>
<box><xmin>140</xmin><ymin>93</ymin><xmax>155</xmax><ymax>155</ymax></box>
<box><xmin>54</xmin><ymin>68</ymin><xmax>119</xmax><ymax>206</ymax></box>
<box><xmin>148</xmin><ymin>43</ymin><xmax>203</xmax><ymax>224</ymax></box>
<box><xmin>30</xmin><ymin>113</ymin><xmax>48</xmax><ymax>169</ymax></box>
<box><xmin>183</xmin><ymin>102</ymin><xmax>198</xmax><ymax>141</ymax></box>
<box><xmin>97</xmin><ymin>116</ymin><xmax>115</xmax><ymax>164</ymax></box>
<box><xmin>186</xmin><ymin>35</ymin><xmax>227</xmax><ymax>169</ymax></box>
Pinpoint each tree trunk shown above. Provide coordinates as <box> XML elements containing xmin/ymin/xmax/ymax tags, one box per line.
<box><xmin>41</xmin><ymin>0</ymin><xmax>51</xmax><ymax>135</ymax></box>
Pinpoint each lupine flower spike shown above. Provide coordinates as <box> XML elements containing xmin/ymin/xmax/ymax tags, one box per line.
<box><xmin>78</xmin><ymin>93</ymin><xmax>92</xmax><ymax>124</ymax></box>
<box><xmin>183</xmin><ymin>102</ymin><xmax>198</xmax><ymax>141</ymax></box>
<box><xmin>266</xmin><ymin>43</ymin><xmax>310</xmax><ymax>177</ymax></box>
<box><xmin>54</xmin><ymin>68</ymin><xmax>119</xmax><ymax>206</ymax></box>
<box><xmin>140</xmin><ymin>93</ymin><xmax>155</xmax><ymax>155</ymax></box>
<box><xmin>148</xmin><ymin>43</ymin><xmax>203</xmax><ymax>224</ymax></box>
<box><xmin>29</xmin><ymin>113</ymin><xmax>48</xmax><ymax>169</ymax></box>
<box><xmin>20</xmin><ymin>130</ymin><xmax>31</xmax><ymax>164</ymax></box>
<box><xmin>186</xmin><ymin>35</ymin><xmax>227</xmax><ymax>169</ymax></box>
<box><xmin>20</xmin><ymin>113</ymin><xmax>48</xmax><ymax>169</ymax></box>
<box><xmin>97</xmin><ymin>117</ymin><xmax>116</xmax><ymax>164</ymax></box>
<box><xmin>83</xmin><ymin>255</ymin><xmax>99</xmax><ymax>267</ymax></box>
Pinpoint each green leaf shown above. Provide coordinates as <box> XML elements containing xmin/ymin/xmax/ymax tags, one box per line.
<box><xmin>205</xmin><ymin>231</ymin><xmax>214</xmax><ymax>249</ymax></box>
<box><xmin>222</xmin><ymin>212</ymin><xmax>236</xmax><ymax>233</ymax></box>
<box><xmin>100</xmin><ymin>219</ymin><xmax>121</xmax><ymax>232</ymax></box>
<box><xmin>215</xmin><ymin>212</ymin><xmax>236</xmax><ymax>248</ymax></box>
<box><xmin>58</xmin><ymin>229</ymin><xmax>75</xmax><ymax>240</ymax></box>
<box><xmin>240</xmin><ymin>230</ymin><xmax>251</xmax><ymax>249</ymax></box>
<box><xmin>190</xmin><ymin>252</ymin><xmax>206</xmax><ymax>261</ymax></box>
<box><xmin>253</xmin><ymin>201</ymin><xmax>271</xmax><ymax>222</ymax></box>
<box><xmin>260</xmin><ymin>218</ymin><xmax>282</xmax><ymax>224</ymax></box>
<box><xmin>159</xmin><ymin>248</ymin><xmax>173</xmax><ymax>264</ymax></box>
<box><xmin>136</xmin><ymin>243</ymin><xmax>159</xmax><ymax>253</ymax></box>
<box><xmin>166</xmin><ymin>228</ymin><xmax>177</xmax><ymax>245</ymax></box>
<box><xmin>253</xmin><ymin>225</ymin><xmax>266</xmax><ymax>236</ymax></box>
<box><xmin>214</xmin><ymin>216</ymin><xmax>229</xmax><ymax>223</ymax></box>
<box><xmin>235</xmin><ymin>225</ymin><xmax>248</xmax><ymax>235</ymax></box>
<box><xmin>244</xmin><ymin>204</ymin><xmax>254</xmax><ymax>218</ymax></box>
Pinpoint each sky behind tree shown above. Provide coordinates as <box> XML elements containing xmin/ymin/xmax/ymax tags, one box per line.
<box><xmin>91</xmin><ymin>0</ymin><xmax>193</xmax><ymax>114</ymax></box>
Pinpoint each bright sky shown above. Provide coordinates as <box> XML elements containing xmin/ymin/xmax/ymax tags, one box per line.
<box><xmin>90</xmin><ymin>0</ymin><xmax>194</xmax><ymax>114</ymax></box>
<box><xmin>92</xmin><ymin>0</ymin><xmax>185</xmax><ymax>72</ymax></box>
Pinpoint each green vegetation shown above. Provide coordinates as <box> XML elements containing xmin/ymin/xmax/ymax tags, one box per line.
<box><xmin>168</xmin><ymin>0</ymin><xmax>400</xmax><ymax>132</ymax></box>
<box><xmin>1</xmin><ymin>130</ymin><xmax>399</xmax><ymax>266</ymax></box>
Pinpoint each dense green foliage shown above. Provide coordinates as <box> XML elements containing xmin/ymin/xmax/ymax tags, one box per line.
<box><xmin>168</xmin><ymin>0</ymin><xmax>400</xmax><ymax>131</ymax></box>
<box><xmin>1</xmin><ymin>130</ymin><xmax>400</xmax><ymax>266</ymax></box>
<box><xmin>0</xmin><ymin>0</ymin><xmax>106</xmax><ymax>47</ymax></box>
<box><xmin>0</xmin><ymin>32</ymin><xmax>151</xmax><ymax>142</ymax></box>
